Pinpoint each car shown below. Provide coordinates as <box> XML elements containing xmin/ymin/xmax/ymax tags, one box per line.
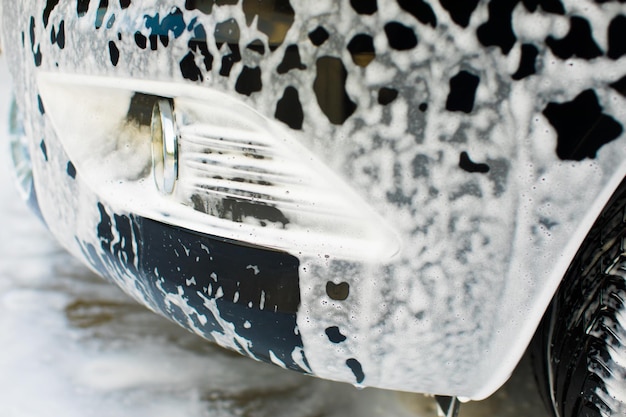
<box><xmin>1</xmin><ymin>1</ymin><xmax>624</xmax><ymax>416</ymax></box>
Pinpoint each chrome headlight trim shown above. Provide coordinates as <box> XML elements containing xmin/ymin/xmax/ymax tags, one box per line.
<box><xmin>151</xmin><ymin>97</ymin><xmax>178</xmax><ymax>195</ymax></box>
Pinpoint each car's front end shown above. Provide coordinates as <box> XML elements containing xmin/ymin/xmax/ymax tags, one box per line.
<box><xmin>2</xmin><ymin>1</ymin><xmax>625</xmax><ymax>411</ymax></box>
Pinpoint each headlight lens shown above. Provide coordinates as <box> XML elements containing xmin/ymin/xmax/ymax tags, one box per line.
<box><xmin>37</xmin><ymin>73</ymin><xmax>401</xmax><ymax>262</ymax></box>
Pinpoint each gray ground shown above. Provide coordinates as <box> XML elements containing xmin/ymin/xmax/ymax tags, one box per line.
<box><xmin>0</xmin><ymin>55</ymin><xmax>549</xmax><ymax>417</ymax></box>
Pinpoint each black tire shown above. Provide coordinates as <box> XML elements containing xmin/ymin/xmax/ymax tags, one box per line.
<box><xmin>532</xmin><ymin>177</ymin><xmax>626</xmax><ymax>417</ymax></box>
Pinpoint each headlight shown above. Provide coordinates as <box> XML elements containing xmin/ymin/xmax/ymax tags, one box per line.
<box><xmin>38</xmin><ymin>72</ymin><xmax>400</xmax><ymax>262</ymax></box>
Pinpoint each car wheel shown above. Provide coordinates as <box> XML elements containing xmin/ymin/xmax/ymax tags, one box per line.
<box><xmin>532</xmin><ymin>177</ymin><xmax>626</xmax><ymax>417</ymax></box>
